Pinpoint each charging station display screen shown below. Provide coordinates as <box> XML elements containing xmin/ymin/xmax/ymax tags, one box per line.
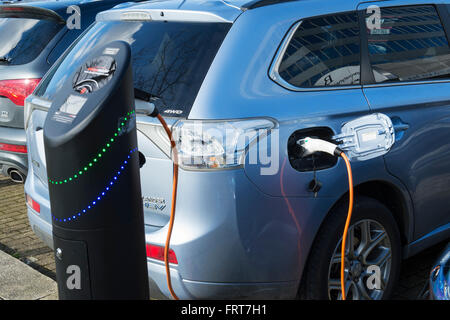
<box><xmin>73</xmin><ymin>56</ymin><xmax>116</xmax><ymax>94</ymax></box>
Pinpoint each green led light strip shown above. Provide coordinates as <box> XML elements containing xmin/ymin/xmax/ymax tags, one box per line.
<box><xmin>48</xmin><ymin>110</ymin><xmax>135</xmax><ymax>185</ymax></box>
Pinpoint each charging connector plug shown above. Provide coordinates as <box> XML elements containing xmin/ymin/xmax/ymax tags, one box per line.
<box><xmin>297</xmin><ymin>137</ymin><xmax>343</xmax><ymax>157</ymax></box>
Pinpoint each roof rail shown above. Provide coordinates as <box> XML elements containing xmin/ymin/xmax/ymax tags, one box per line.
<box><xmin>242</xmin><ymin>0</ymin><xmax>298</xmax><ymax>10</ymax></box>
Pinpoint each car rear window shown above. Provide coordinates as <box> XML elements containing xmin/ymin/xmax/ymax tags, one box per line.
<box><xmin>35</xmin><ymin>20</ymin><xmax>231</xmax><ymax>118</ymax></box>
<box><xmin>0</xmin><ymin>17</ymin><xmax>62</xmax><ymax>65</ymax></box>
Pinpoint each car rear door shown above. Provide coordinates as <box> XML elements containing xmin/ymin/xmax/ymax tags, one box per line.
<box><xmin>358</xmin><ymin>0</ymin><xmax>450</xmax><ymax>241</ymax></box>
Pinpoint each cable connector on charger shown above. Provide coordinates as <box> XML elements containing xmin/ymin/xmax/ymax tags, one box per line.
<box><xmin>297</xmin><ymin>137</ymin><xmax>343</xmax><ymax>157</ymax></box>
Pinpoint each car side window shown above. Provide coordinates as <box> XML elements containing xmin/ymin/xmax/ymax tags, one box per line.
<box><xmin>277</xmin><ymin>11</ymin><xmax>361</xmax><ymax>88</ymax></box>
<box><xmin>365</xmin><ymin>5</ymin><xmax>450</xmax><ymax>84</ymax></box>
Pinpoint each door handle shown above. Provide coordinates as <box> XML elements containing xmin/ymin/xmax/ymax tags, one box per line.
<box><xmin>391</xmin><ymin>117</ymin><xmax>409</xmax><ymax>141</ymax></box>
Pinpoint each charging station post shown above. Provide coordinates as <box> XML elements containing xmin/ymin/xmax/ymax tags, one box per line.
<box><xmin>43</xmin><ymin>41</ymin><xmax>149</xmax><ymax>299</ymax></box>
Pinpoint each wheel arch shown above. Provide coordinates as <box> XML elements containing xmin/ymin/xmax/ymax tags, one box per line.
<box><xmin>353</xmin><ymin>180</ymin><xmax>411</xmax><ymax>247</ymax></box>
<box><xmin>298</xmin><ymin>179</ymin><xmax>413</xmax><ymax>297</ymax></box>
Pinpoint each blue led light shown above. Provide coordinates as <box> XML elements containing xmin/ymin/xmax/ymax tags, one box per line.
<box><xmin>52</xmin><ymin>149</ymin><xmax>137</xmax><ymax>223</ymax></box>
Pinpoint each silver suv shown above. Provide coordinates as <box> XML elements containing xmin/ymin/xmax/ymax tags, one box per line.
<box><xmin>25</xmin><ymin>0</ymin><xmax>450</xmax><ymax>299</ymax></box>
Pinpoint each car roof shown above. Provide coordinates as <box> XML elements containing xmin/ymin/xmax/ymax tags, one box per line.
<box><xmin>4</xmin><ymin>0</ymin><xmax>136</xmax><ymax>16</ymax></box>
<box><xmin>97</xmin><ymin>0</ymin><xmax>380</xmax><ymax>24</ymax></box>
<box><xmin>107</xmin><ymin>0</ymin><xmax>368</xmax><ymax>11</ymax></box>
<box><xmin>97</xmin><ymin>0</ymin><xmax>243</xmax><ymax>23</ymax></box>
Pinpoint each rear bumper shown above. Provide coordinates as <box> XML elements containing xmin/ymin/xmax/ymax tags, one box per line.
<box><xmin>147</xmin><ymin>260</ymin><xmax>298</xmax><ymax>300</ymax></box>
<box><xmin>28</xmin><ymin>207</ymin><xmax>298</xmax><ymax>300</ymax></box>
<box><xmin>27</xmin><ymin>207</ymin><xmax>54</xmax><ymax>249</ymax></box>
<box><xmin>0</xmin><ymin>126</ymin><xmax>28</xmax><ymax>176</ymax></box>
<box><xmin>27</xmin><ymin>203</ymin><xmax>298</xmax><ymax>299</ymax></box>
<box><xmin>25</xmin><ymin>164</ymin><xmax>336</xmax><ymax>299</ymax></box>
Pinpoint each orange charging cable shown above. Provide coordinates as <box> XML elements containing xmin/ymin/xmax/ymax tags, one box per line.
<box><xmin>339</xmin><ymin>152</ymin><xmax>354</xmax><ymax>300</ymax></box>
<box><xmin>156</xmin><ymin>114</ymin><xmax>179</xmax><ymax>300</ymax></box>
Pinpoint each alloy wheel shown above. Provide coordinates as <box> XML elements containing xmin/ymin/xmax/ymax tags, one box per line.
<box><xmin>327</xmin><ymin>219</ymin><xmax>392</xmax><ymax>300</ymax></box>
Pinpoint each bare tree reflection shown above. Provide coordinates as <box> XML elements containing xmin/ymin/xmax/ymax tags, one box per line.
<box><xmin>133</xmin><ymin>28</ymin><xmax>201</xmax><ymax>107</ymax></box>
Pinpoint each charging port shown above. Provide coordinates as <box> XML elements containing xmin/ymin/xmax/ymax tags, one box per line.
<box><xmin>288</xmin><ymin>127</ymin><xmax>337</xmax><ymax>172</ymax></box>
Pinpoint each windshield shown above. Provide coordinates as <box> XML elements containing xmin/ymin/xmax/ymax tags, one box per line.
<box><xmin>0</xmin><ymin>18</ymin><xmax>62</xmax><ymax>65</ymax></box>
<box><xmin>35</xmin><ymin>20</ymin><xmax>231</xmax><ymax>117</ymax></box>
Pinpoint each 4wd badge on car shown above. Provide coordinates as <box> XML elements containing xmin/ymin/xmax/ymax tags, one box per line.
<box><xmin>164</xmin><ymin>109</ymin><xmax>183</xmax><ymax>115</ymax></box>
<box><xmin>143</xmin><ymin>196</ymin><xmax>167</xmax><ymax>212</ymax></box>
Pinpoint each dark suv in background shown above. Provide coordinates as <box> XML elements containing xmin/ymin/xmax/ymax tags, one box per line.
<box><xmin>0</xmin><ymin>0</ymin><xmax>139</xmax><ymax>182</ymax></box>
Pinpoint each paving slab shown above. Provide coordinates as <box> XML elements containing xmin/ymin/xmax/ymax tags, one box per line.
<box><xmin>0</xmin><ymin>249</ymin><xmax>58</xmax><ymax>300</ymax></box>
<box><xmin>0</xmin><ymin>176</ymin><xmax>55</xmax><ymax>279</ymax></box>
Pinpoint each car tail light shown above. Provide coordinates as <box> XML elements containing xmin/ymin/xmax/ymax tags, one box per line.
<box><xmin>172</xmin><ymin>118</ymin><xmax>276</xmax><ymax>170</ymax></box>
<box><xmin>146</xmin><ymin>244</ymin><xmax>178</xmax><ymax>264</ymax></box>
<box><xmin>1</xmin><ymin>7</ymin><xmax>25</xmax><ymax>12</ymax></box>
<box><xmin>0</xmin><ymin>143</ymin><xmax>27</xmax><ymax>153</ymax></box>
<box><xmin>0</xmin><ymin>78</ymin><xmax>41</xmax><ymax>106</ymax></box>
<box><xmin>26</xmin><ymin>194</ymin><xmax>41</xmax><ymax>213</ymax></box>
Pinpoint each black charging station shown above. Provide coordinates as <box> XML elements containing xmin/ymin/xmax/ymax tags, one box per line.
<box><xmin>43</xmin><ymin>41</ymin><xmax>149</xmax><ymax>299</ymax></box>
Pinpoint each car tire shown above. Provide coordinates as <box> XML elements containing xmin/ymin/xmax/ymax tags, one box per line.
<box><xmin>299</xmin><ymin>195</ymin><xmax>402</xmax><ymax>300</ymax></box>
